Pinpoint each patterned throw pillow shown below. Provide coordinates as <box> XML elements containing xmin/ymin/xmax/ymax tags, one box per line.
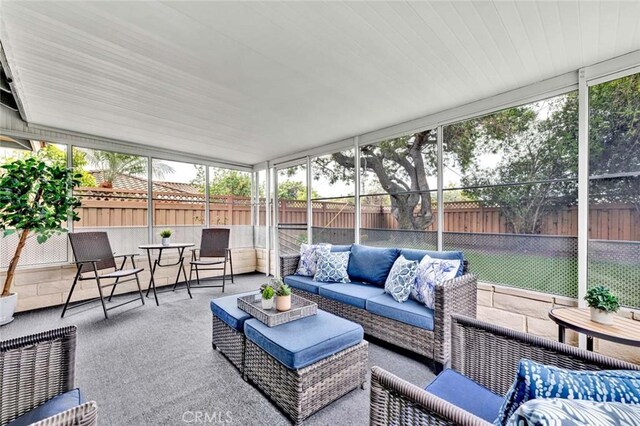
<box><xmin>506</xmin><ymin>398</ymin><xmax>640</xmax><ymax>426</ymax></box>
<box><xmin>496</xmin><ymin>359</ymin><xmax>640</xmax><ymax>426</ymax></box>
<box><xmin>313</xmin><ymin>251</ymin><xmax>351</xmax><ymax>283</ymax></box>
<box><xmin>411</xmin><ymin>256</ymin><xmax>461</xmax><ymax>309</ymax></box>
<box><xmin>295</xmin><ymin>244</ymin><xmax>331</xmax><ymax>277</ymax></box>
<box><xmin>384</xmin><ymin>255</ymin><xmax>419</xmax><ymax>303</ymax></box>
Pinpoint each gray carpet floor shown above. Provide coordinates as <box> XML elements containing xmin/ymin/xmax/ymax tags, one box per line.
<box><xmin>2</xmin><ymin>273</ymin><xmax>435</xmax><ymax>426</ymax></box>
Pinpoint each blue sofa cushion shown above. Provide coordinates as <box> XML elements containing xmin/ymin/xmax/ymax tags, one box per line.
<box><xmin>347</xmin><ymin>244</ymin><xmax>399</xmax><ymax>286</ymax></box>
<box><xmin>319</xmin><ymin>283</ymin><xmax>386</xmax><ymax>309</ymax></box>
<box><xmin>400</xmin><ymin>249</ymin><xmax>464</xmax><ymax>277</ymax></box>
<box><xmin>8</xmin><ymin>389</ymin><xmax>84</xmax><ymax>426</ymax></box>
<box><xmin>295</xmin><ymin>243</ymin><xmax>331</xmax><ymax>277</ymax></box>
<box><xmin>366</xmin><ymin>293</ymin><xmax>435</xmax><ymax>331</ymax></box>
<box><xmin>425</xmin><ymin>369</ymin><xmax>503</xmax><ymax>423</ymax></box>
<box><xmin>330</xmin><ymin>244</ymin><xmax>352</xmax><ymax>252</ymax></box>
<box><xmin>209</xmin><ymin>291</ymin><xmax>255</xmax><ymax>331</ymax></box>
<box><xmin>244</xmin><ymin>310</ymin><xmax>363</xmax><ymax>369</ymax></box>
<box><xmin>284</xmin><ymin>275</ymin><xmax>330</xmax><ymax>294</ymax></box>
<box><xmin>314</xmin><ymin>251</ymin><xmax>351</xmax><ymax>283</ymax></box>
<box><xmin>496</xmin><ymin>359</ymin><xmax>640</xmax><ymax>426</ymax></box>
<box><xmin>506</xmin><ymin>398</ymin><xmax>640</xmax><ymax>426</ymax></box>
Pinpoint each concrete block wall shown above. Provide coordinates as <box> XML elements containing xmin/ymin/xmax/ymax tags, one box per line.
<box><xmin>477</xmin><ymin>282</ymin><xmax>640</xmax><ymax>364</ymax></box>
<box><xmin>4</xmin><ymin>248</ymin><xmax>256</xmax><ymax>313</ymax></box>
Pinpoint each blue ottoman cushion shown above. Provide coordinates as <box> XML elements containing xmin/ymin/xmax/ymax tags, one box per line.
<box><xmin>425</xmin><ymin>369</ymin><xmax>503</xmax><ymax>423</ymax></box>
<box><xmin>319</xmin><ymin>283</ymin><xmax>386</xmax><ymax>309</ymax></box>
<box><xmin>366</xmin><ymin>293</ymin><xmax>435</xmax><ymax>331</ymax></box>
<box><xmin>8</xmin><ymin>389</ymin><xmax>84</xmax><ymax>426</ymax></box>
<box><xmin>244</xmin><ymin>310</ymin><xmax>363</xmax><ymax>369</ymax></box>
<box><xmin>400</xmin><ymin>249</ymin><xmax>465</xmax><ymax>276</ymax></box>
<box><xmin>209</xmin><ymin>291</ymin><xmax>255</xmax><ymax>331</ymax></box>
<box><xmin>347</xmin><ymin>244</ymin><xmax>400</xmax><ymax>286</ymax></box>
<box><xmin>284</xmin><ymin>275</ymin><xmax>330</xmax><ymax>294</ymax></box>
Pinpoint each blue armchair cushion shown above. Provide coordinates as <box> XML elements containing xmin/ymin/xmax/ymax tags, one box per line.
<box><xmin>8</xmin><ymin>389</ymin><xmax>84</xmax><ymax>426</ymax></box>
<box><xmin>496</xmin><ymin>359</ymin><xmax>640</xmax><ymax>426</ymax></box>
<box><xmin>244</xmin><ymin>310</ymin><xmax>363</xmax><ymax>369</ymax></box>
<box><xmin>506</xmin><ymin>398</ymin><xmax>640</xmax><ymax>426</ymax></box>
<box><xmin>314</xmin><ymin>251</ymin><xmax>351</xmax><ymax>283</ymax></box>
<box><xmin>425</xmin><ymin>369</ymin><xmax>503</xmax><ymax>423</ymax></box>
<box><xmin>295</xmin><ymin>243</ymin><xmax>331</xmax><ymax>277</ymax></box>
<box><xmin>347</xmin><ymin>244</ymin><xmax>399</xmax><ymax>286</ymax></box>
<box><xmin>400</xmin><ymin>249</ymin><xmax>464</xmax><ymax>277</ymax></box>
<box><xmin>284</xmin><ymin>275</ymin><xmax>331</xmax><ymax>294</ymax></box>
<box><xmin>319</xmin><ymin>283</ymin><xmax>386</xmax><ymax>309</ymax></box>
<box><xmin>209</xmin><ymin>291</ymin><xmax>255</xmax><ymax>331</ymax></box>
<box><xmin>366</xmin><ymin>293</ymin><xmax>435</xmax><ymax>330</ymax></box>
<box><xmin>384</xmin><ymin>255</ymin><xmax>419</xmax><ymax>302</ymax></box>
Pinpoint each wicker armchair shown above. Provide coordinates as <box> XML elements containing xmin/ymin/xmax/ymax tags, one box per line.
<box><xmin>370</xmin><ymin>314</ymin><xmax>640</xmax><ymax>426</ymax></box>
<box><xmin>0</xmin><ymin>326</ymin><xmax>98</xmax><ymax>426</ymax></box>
<box><xmin>280</xmin><ymin>254</ymin><xmax>477</xmax><ymax>370</ymax></box>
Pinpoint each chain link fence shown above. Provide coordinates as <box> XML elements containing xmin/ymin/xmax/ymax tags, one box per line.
<box><xmin>588</xmin><ymin>240</ymin><xmax>640</xmax><ymax>308</ymax></box>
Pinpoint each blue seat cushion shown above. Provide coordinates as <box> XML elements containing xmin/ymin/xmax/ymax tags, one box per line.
<box><xmin>8</xmin><ymin>389</ymin><xmax>84</xmax><ymax>426</ymax></box>
<box><xmin>319</xmin><ymin>283</ymin><xmax>386</xmax><ymax>309</ymax></box>
<box><xmin>425</xmin><ymin>369</ymin><xmax>503</xmax><ymax>423</ymax></box>
<box><xmin>244</xmin><ymin>310</ymin><xmax>363</xmax><ymax>369</ymax></box>
<box><xmin>400</xmin><ymin>249</ymin><xmax>465</xmax><ymax>277</ymax></box>
<box><xmin>284</xmin><ymin>275</ymin><xmax>330</xmax><ymax>294</ymax></box>
<box><xmin>347</xmin><ymin>244</ymin><xmax>399</xmax><ymax>286</ymax></box>
<box><xmin>366</xmin><ymin>293</ymin><xmax>435</xmax><ymax>331</ymax></box>
<box><xmin>330</xmin><ymin>244</ymin><xmax>352</xmax><ymax>252</ymax></box>
<box><xmin>209</xmin><ymin>291</ymin><xmax>255</xmax><ymax>331</ymax></box>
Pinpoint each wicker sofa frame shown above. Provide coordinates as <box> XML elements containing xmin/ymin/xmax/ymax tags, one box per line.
<box><xmin>244</xmin><ymin>339</ymin><xmax>368</xmax><ymax>425</ymax></box>
<box><xmin>280</xmin><ymin>254</ymin><xmax>477</xmax><ymax>370</ymax></box>
<box><xmin>370</xmin><ymin>314</ymin><xmax>640</xmax><ymax>426</ymax></box>
<box><xmin>0</xmin><ymin>326</ymin><xmax>98</xmax><ymax>426</ymax></box>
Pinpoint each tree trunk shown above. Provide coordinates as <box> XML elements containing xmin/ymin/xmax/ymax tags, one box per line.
<box><xmin>2</xmin><ymin>229</ymin><xmax>29</xmax><ymax>297</ymax></box>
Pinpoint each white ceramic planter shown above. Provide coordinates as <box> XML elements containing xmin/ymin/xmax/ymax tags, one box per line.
<box><xmin>276</xmin><ymin>295</ymin><xmax>291</xmax><ymax>312</ymax></box>
<box><xmin>162</xmin><ymin>237</ymin><xmax>171</xmax><ymax>246</ymax></box>
<box><xmin>0</xmin><ymin>293</ymin><xmax>18</xmax><ymax>326</ymax></box>
<box><xmin>590</xmin><ymin>307</ymin><xmax>614</xmax><ymax>325</ymax></box>
<box><xmin>261</xmin><ymin>297</ymin><xmax>274</xmax><ymax>310</ymax></box>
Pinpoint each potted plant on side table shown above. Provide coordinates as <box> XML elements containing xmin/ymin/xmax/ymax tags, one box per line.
<box><xmin>160</xmin><ymin>229</ymin><xmax>172</xmax><ymax>246</ymax></box>
<box><xmin>585</xmin><ymin>285</ymin><xmax>620</xmax><ymax>325</ymax></box>
<box><xmin>276</xmin><ymin>282</ymin><xmax>292</xmax><ymax>312</ymax></box>
<box><xmin>261</xmin><ymin>284</ymin><xmax>275</xmax><ymax>310</ymax></box>
<box><xmin>0</xmin><ymin>156</ymin><xmax>81</xmax><ymax>325</ymax></box>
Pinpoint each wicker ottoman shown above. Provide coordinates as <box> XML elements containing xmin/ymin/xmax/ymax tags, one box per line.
<box><xmin>209</xmin><ymin>292</ymin><xmax>255</xmax><ymax>372</ymax></box>
<box><xmin>243</xmin><ymin>310</ymin><xmax>368</xmax><ymax>424</ymax></box>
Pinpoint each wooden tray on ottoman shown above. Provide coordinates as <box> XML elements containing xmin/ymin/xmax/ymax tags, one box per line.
<box><xmin>237</xmin><ymin>293</ymin><xmax>317</xmax><ymax>327</ymax></box>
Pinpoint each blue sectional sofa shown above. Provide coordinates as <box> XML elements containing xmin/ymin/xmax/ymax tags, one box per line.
<box><xmin>280</xmin><ymin>244</ymin><xmax>477</xmax><ymax>370</ymax></box>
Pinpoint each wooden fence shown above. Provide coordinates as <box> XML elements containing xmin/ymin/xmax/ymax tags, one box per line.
<box><xmin>74</xmin><ymin>188</ymin><xmax>640</xmax><ymax>241</ymax></box>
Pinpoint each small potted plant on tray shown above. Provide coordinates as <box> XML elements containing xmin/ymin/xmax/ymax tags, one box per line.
<box><xmin>276</xmin><ymin>282</ymin><xmax>292</xmax><ymax>312</ymax></box>
<box><xmin>585</xmin><ymin>285</ymin><xmax>620</xmax><ymax>325</ymax></box>
<box><xmin>160</xmin><ymin>229</ymin><xmax>172</xmax><ymax>246</ymax></box>
<box><xmin>261</xmin><ymin>284</ymin><xmax>275</xmax><ymax>310</ymax></box>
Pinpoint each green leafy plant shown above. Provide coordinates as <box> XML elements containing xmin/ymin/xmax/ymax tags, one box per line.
<box><xmin>276</xmin><ymin>283</ymin><xmax>291</xmax><ymax>297</ymax></box>
<box><xmin>584</xmin><ymin>286</ymin><xmax>620</xmax><ymax>313</ymax></box>
<box><xmin>0</xmin><ymin>157</ymin><xmax>81</xmax><ymax>297</ymax></box>
<box><xmin>160</xmin><ymin>229</ymin><xmax>173</xmax><ymax>238</ymax></box>
<box><xmin>261</xmin><ymin>285</ymin><xmax>274</xmax><ymax>300</ymax></box>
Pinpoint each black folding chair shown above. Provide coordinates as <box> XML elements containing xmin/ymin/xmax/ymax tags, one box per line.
<box><xmin>63</xmin><ymin>232</ymin><xmax>145</xmax><ymax>319</ymax></box>
<box><xmin>189</xmin><ymin>228</ymin><xmax>234</xmax><ymax>292</ymax></box>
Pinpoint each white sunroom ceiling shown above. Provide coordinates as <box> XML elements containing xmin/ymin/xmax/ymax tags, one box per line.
<box><xmin>1</xmin><ymin>1</ymin><xmax>639</xmax><ymax>166</ymax></box>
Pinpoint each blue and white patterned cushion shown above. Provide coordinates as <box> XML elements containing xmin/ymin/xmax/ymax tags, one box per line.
<box><xmin>384</xmin><ymin>255</ymin><xmax>419</xmax><ymax>303</ymax></box>
<box><xmin>506</xmin><ymin>398</ymin><xmax>640</xmax><ymax>426</ymax></box>
<box><xmin>313</xmin><ymin>251</ymin><xmax>351</xmax><ymax>283</ymax></box>
<box><xmin>295</xmin><ymin>244</ymin><xmax>331</xmax><ymax>277</ymax></box>
<box><xmin>496</xmin><ymin>359</ymin><xmax>640</xmax><ymax>425</ymax></box>
<box><xmin>411</xmin><ymin>256</ymin><xmax>461</xmax><ymax>309</ymax></box>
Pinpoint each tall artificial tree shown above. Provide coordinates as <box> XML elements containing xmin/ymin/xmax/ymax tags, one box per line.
<box><xmin>0</xmin><ymin>157</ymin><xmax>81</xmax><ymax>297</ymax></box>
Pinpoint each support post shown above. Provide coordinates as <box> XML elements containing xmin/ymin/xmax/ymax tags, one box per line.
<box><xmin>437</xmin><ymin>126</ymin><xmax>444</xmax><ymax>251</ymax></box>
<box><xmin>354</xmin><ymin>137</ymin><xmax>361</xmax><ymax>244</ymax></box>
<box><xmin>306</xmin><ymin>156</ymin><xmax>313</xmax><ymax>245</ymax></box>
<box><xmin>147</xmin><ymin>156</ymin><xmax>154</xmax><ymax>244</ymax></box>
<box><xmin>577</xmin><ymin>68</ymin><xmax>589</xmax><ymax>350</ymax></box>
<box><xmin>204</xmin><ymin>166</ymin><xmax>210</xmax><ymax>228</ymax></box>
